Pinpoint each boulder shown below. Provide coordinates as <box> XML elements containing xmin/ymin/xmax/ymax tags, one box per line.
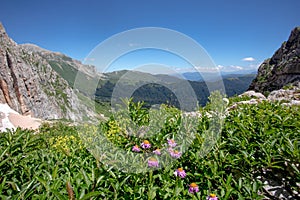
<box><xmin>239</xmin><ymin>90</ymin><xmax>266</xmax><ymax>100</ymax></box>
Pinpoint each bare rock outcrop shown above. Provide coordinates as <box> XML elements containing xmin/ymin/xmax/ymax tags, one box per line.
<box><xmin>267</xmin><ymin>83</ymin><xmax>300</xmax><ymax>102</ymax></box>
<box><xmin>229</xmin><ymin>84</ymin><xmax>300</xmax><ymax>110</ymax></box>
<box><xmin>0</xmin><ymin>22</ymin><xmax>97</xmax><ymax>121</ymax></box>
<box><xmin>266</xmin><ymin>83</ymin><xmax>300</xmax><ymax>106</ymax></box>
<box><xmin>239</xmin><ymin>90</ymin><xmax>266</xmax><ymax>100</ymax></box>
<box><xmin>249</xmin><ymin>27</ymin><xmax>300</xmax><ymax>92</ymax></box>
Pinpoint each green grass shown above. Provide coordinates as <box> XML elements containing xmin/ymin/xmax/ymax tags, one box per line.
<box><xmin>76</xmin><ymin>91</ymin><xmax>111</xmax><ymax>118</ymax></box>
<box><xmin>48</xmin><ymin>60</ymin><xmax>98</xmax><ymax>97</ymax></box>
<box><xmin>48</xmin><ymin>61</ymin><xmax>79</xmax><ymax>87</ymax></box>
<box><xmin>0</xmin><ymin>95</ymin><xmax>299</xmax><ymax>199</ymax></box>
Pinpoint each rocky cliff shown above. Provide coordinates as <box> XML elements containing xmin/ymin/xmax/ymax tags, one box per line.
<box><xmin>20</xmin><ymin>43</ymin><xmax>103</xmax><ymax>80</ymax></box>
<box><xmin>249</xmin><ymin>27</ymin><xmax>300</xmax><ymax>92</ymax></box>
<box><xmin>19</xmin><ymin>43</ymin><xmax>105</xmax><ymax>98</ymax></box>
<box><xmin>0</xmin><ymin>22</ymin><xmax>97</xmax><ymax>120</ymax></box>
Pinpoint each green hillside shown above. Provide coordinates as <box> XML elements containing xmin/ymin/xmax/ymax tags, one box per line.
<box><xmin>42</xmin><ymin>51</ymin><xmax>255</xmax><ymax>114</ymax></box>
<box><xmin>95</xmin><ymin>71</ymin><xmax>256</xmax><ymax>108</ymax></box>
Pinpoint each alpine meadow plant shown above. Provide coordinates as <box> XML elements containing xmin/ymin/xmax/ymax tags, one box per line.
<box><xmin>174</xmin><ymin>168</ymin><xmax>186</xmax><ymax>178</ymax></box>
<box><xmin>169</xmin><ymin>149</ymin><xmax>182</xmax><ymax>159</ymax></box>
<box><xmin>167</xmin><ymin>139</ymin><xmax>177</xmax><ymax>147</ymax></box>
<box><xmin>153</xmin><ymin>148</ymin><xmax>161</xmax><ymax>155</ymax></box>
<box><xmin>188</xmin><ymin>182</ymin><xmax>200</xmax><ymax>194</ymax></box>
<box><xmin>207</xmin><ymin>193</ymin><xmax>218</xmax><ymax>200</ymax></box>
<box><xmin>0</xmin><ymin>92</ymin><xmax>299</xmax><ymax>199</ymax></box>
<box><xmin>141</xmin><ymin>140</ymin><xmax>151</xmax><ymax>149</ymax></box>
<box><xmin>132</xmin><ymin>145</ymin><xmax>141</xmax><ymax>152</ymax></box>
<box><xmin>148</xmin><ymin>157</ymin><xmax>159</xmax><ymax>168</ymax></box>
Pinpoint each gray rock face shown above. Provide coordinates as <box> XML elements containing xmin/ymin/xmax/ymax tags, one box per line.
<box><xmin>0</xmin><ymin>22</ymin><xmax>97</xmax><ymax>120</ymax></box>
<box><xmin>229</xmin><ymin>84</ymin><xmax>300</xmax><ymax>110</ymax></box>
<box><xmin>19</xmin><ymin>43</ymin><xmax>106</xmax><ymax>100</ymax></box>
<box><xmin>267</xmin><ymin>83</ymin><xmax>300</xmax><ymax>102</ymax></box>
<box><xmin>249</xmin><ymin>27</ymin><xmax>300</xmax><ymax>92</ymax></box>
<box><xmin>20</xmin><ymin>43</ymin><xmax>104</xmax><ymax>79</ymax></box>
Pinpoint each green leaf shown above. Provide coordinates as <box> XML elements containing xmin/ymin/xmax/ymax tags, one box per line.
<box><xmin>80</xmin><ymin>191</ymin><xmax>103</xmax><ymax>200</ymax></box>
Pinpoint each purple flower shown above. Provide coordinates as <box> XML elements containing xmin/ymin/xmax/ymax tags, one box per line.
<box><xmin>188</xmin><ymin>183</ymin><xmax>199</xmax><ymax>194</ymax></box>
<box><xmin>141</xmin><ymin>140</ymin><xmax>151</xmax><ymax>149</ymax></box>
<box><xmin>148</xmin><ymin>157</ymin><xmax>159</xmax><ymax>168</ymax></box>
<box><xmin>132</xmin><ymin>145</ymin><xmax>140</xmax><ymax>152</ymax></box>
<box><xmin>167</xmin><ymin>139</ymin><xmax>177</xmax><ymax>147</ymax></box>
<box><xmin>207</xmin><ymin>194</ymin><xmax>218</xmax><ymax>200</ymax></box>
<box><xmin>174</xmin><ymin>168</ymin><xmax>186</xmax><ymax>178</ymax></box>
<box><xmin>170</xmin><ymin>150</ymin><xmax>182</xmax><ymax>159</ymax></box>
<box><xmin>153</xmin><ymin>148</ymin><xmax>161</xmax><ymax>155</ymax></box>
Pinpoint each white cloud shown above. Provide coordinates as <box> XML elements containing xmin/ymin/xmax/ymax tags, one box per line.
<box><xmin>242</xmin><ymin>57</ymin><xmax>255</xmax><ymax>62</ymax></box>
<box><xmin>128</xmin><ymin>43</ymin><xmax>140</xmax><ymax>47</ymax></box>
<box><xmin>235</xmin><ymin>66</ymin><xmax>243</xmax><ymax>70</ymax></box>
<box><xmin>168</xmin><ymin>63</ymin><xmax>259</xmax><ymax>74</ymax></box>
<box><xmin>216</xmin><ymin>65</ymin><xmax>224</xmax><ymax>69</ymax></box>
<box><xmin>174</xmin><ymin>66</ymin><xmax>220</xmax><ymax>73</ymax></box>
<box><xmin>216</xmin><ymin>65</ymin><xmax>244</xmax><ymax>72</ymax></box>
<box><xmin>195</xmin><ymin>66</ymin><xmax>219</xmax><ymax>73</ymax></box>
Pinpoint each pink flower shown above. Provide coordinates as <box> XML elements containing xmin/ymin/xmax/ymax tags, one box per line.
<box><xmin>170</xmin><ymin>149</ymin><xmax>181</xmax><ymax>158</ymax></box>
<box><xmin>132</xmin><ymin>145</ymin><xmax>140</xmax><ymax>152</ymax></box>
<box><xmin>148</xmin><ymin>157</ymin><xmax>159</xmax><ymax>168</ymax></box>
<box><xmin>207</xmin><ymin>194</ymin><xmax>218</xmax><ymax>200</ymax></box>
<box><xmin>153</xmin><ymin>148</ymin><xmax>161</xmax><ymax>155</ymax></box>
<box><xmin>141</xmin><ymin>140</ymin><xmax>151</xmax><ymax>149</ymax></box>
<box><xmin>188</xmin><ymin>182</ymin><xmax>199</xmax><ymax>194</ymax></box>
<box><xmin>174</xmin><ymin>168</ymin><xmax>186</xmax><ymax>178</ymax></box>
<box><xmin>167</xmin><ymin>139</ymin><xmax>177</xmax><ymax>147</ymax></box>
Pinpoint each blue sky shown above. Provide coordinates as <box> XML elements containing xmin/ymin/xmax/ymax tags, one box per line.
<box><xmin>1</xmin><ymin>0</ymin><xmax>300</xmax><ymax>73</ymax></box>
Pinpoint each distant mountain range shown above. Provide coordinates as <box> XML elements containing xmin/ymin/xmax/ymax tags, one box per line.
<box><xmin>17</xmin><ymin>34</ymin><xmax>256</xmax><ymax>111</ymax></box>
<box><xmin>0</xmin><ymin>21</ymin><xmax>257</xmax><ymax>118</ymax></box>
<box><xmin>2</xmin><ymin>19</ymin><xmax>299</xmax><ymax>120</ymax></box>
<box><xmin>94</xmin><ymin>70</ymin><xmax>256</xmax><ymax>110</ymax></box>
<box><xmin>24</xmin><ymin>44</ymin><xmax>256</xmax><ymax>111</ymax></box>
<box><xmin>171</xmin><ymin>70</ymin><xmax>257</xmax><ymax>82</ymax></box>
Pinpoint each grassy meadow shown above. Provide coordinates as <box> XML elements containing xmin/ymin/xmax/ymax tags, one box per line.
<box><xmin>0</xmin><ymin>95</ymin><xmax>299</xmax><ymax>199</ymax></box>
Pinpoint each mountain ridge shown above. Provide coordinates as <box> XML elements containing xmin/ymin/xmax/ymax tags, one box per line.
<box><xmin>249</xmin><ymin>27</ymin><xmax>300</xmax><ymax>92</ymax></box>
<box><xmin>95</xmin><ymin>69</ymin><xmax>255</xmax><ymax>109</ymax></box>
<box><xmin>22</xmin><ymin>40</ymin><xmax>255</xmax><ymax>110</ymax></box>
<box><xmin>0</xmin><ymin>21</ymin><xmax>257</xmax><ymax>118</ymax></box>
<box><xmin>0</xmin><ymin>22</ymin><xmax>97</xmax><ymax>120</ymax></box>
